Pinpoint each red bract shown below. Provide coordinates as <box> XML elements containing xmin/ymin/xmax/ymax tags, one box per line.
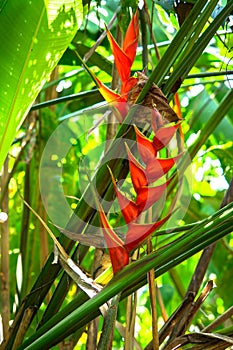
<box><xmin>94</xmin><ymin>76</ymin><xmax>128</xmax><ymax>122</ymax></box>
<box><xmin>109</xmin><ymin>167</ymin><xmax>139</xmax><ymax>224</ymax></box>
<box><xmin>125</xmin><ymin>215</ymin><xmax>171</xmax><ymax>252</ymax></box>
<box><xmin>99</xmin><ymin>117</ymin><xmax>182</xmax><ymax>274</ymax></box>
<box><xmin>98</xmin><ymin>207</ymin><xmax>129</xmax><ymax>274</ymax></box>
<box><xmin>136</xmin><ymin>178</ymin><xmax>173</xmax><ymax>212</ymax></box>
<box><xmin>146</xmin><ymin>154</ymin><xmax>182</xmax><ymax>183</ymax></box>
<box><xmin>135</xmin><ymin>122</ymin><xmax>181</xmax><ymax>163</ymax></box>
<box><xmin>126</xmin><ymin>143</ymin><xmax>148</xmax><ymax>193</ymax></box>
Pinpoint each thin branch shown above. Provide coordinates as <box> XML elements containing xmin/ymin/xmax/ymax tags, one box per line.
<box><xmin>83</xmin><ymin>12</ymin><xmax>118</xmax><ymax>63</ymax></box>
<box><xmin>148</xmin><ymin>261</ymin><xmax>159</xmax><ymax>350</ymax></box>
<box><xmin>144</xmin><ymin>0</ymin><xmax>161</xmax><ymax>61</ymax></box>
<box><xmin>139</xmin><ymin>7</ymin><xmax>149</xmax><ymax>75</ymax></box>
<box><xmin>203</xmin><ymin>306</ymin><xmax>233</xmax><ymax>333</ymax></box>
<box><xmin>97</xmin><ymin>293</ymin><xmax>121</xmax><ymax>350</ymax></box>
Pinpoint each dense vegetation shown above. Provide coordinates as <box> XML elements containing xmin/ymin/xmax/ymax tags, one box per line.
<box><xmin>0</xmin><ymin>1</ymin><xmax>233</xmax><ymax>349</ymax></box>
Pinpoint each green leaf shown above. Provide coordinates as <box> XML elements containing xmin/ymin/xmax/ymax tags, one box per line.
<box><xmin>19</xmin><ymin>203</ymin><xmax>233</xmax><ymax>349</ymax></box>
<box><xmin>59</xmin><ymin>44</ymin><xmax>112</xmax><ymax>75</ymax></box>
<box><xmin>0</xmin><ymin>0</ymin><xmax>83</xmax><ymax>169</ymax></box>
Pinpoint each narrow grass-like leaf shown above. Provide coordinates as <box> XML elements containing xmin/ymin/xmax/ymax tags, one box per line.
<box><xmin>136</xmin><ymin>0</ymin><xmax>211</xmax><ymax>102</ymax></box>
<box><xmin>19</xmin><ymin>203</ymin><xmax>233</xmax><ymax>349</ymax></box>
<box><xmin>164</xmin><ymin>1</ymin><xmax>233</xmax><ymax>94</ymax></box>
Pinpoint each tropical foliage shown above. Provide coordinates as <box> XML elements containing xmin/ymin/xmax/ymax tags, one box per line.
<box><xmin>0</xmin><ymin>0</ymin><xmax>233</xmax><ymax>349</ymax></box>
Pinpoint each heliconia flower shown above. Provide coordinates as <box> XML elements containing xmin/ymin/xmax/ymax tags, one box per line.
<box><xmin>99</xmin><ymin>116</ymin><xmax>182</xmax><ymax>273</ymax></box>
<box><xmin>94</xmin><ymin>11</ymin><xmax>183</xmax><ymax>274</ymax></box>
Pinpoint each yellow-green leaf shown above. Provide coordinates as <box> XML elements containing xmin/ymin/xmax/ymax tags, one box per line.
<box><xmin>0</xmin><ymin>0</ymin><xmax>83</xmax><ymax>169</ymax></box>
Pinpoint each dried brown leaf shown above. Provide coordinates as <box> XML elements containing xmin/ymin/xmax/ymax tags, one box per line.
<box><xmin>127</xmin><ymin>72</ymin><xmax>179</xmax><ymax>124</ymax></box>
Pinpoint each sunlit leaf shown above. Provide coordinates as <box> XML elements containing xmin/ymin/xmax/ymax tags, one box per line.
<box><xmin>0</xmin><ymin>0</ymin><xmax>83</xmax><ymax>170</ymax></box>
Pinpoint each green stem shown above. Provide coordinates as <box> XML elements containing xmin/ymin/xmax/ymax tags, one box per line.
<box><xmin>0</xmin><ymin>157</ymin><xmax>10</xmax><ymax>338</ymax></box>
<box><xmin>139</xmin><ymin>7</ymin><xmax>149</xmax><ymax>74</ymax></box>
<box><xmin>30</xmin><ymin>89</ymin><xmax>101</xmax><ymax>111</ymax></box>
<box><xmin>97</xmin><ymin>293</ymin><xmax>121</xmax><ymax>350</ymax></box>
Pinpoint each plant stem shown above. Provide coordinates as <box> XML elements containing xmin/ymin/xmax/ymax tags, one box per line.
<box><xmin>139</xmin><ymin>6</ymin><xmax>148</xmax><ymax>75</ymax></box>
<box><xmin>147</xmin><ymin>245</ymin><xmax>159</xmax><ymax>350</ymax></box>
<box><xmin>125</xmin><ymin>292</ymin><xmax>137</xmax><ymax>350</ymax></box>
<box><xmin>97</xmin><ymin>293</ymin><xmax>121</xmax><ymax>350</ymax></box>
<box><xmin>0</xmin><ymin>157</ymin><xmax>10</xmax><ymax>338</ymax></box>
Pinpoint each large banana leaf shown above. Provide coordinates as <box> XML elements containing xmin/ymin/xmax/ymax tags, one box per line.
<box><xmin>0</xmin><ymin>0</ymin><xmax>83</xmax><ymax>169</ymax></box>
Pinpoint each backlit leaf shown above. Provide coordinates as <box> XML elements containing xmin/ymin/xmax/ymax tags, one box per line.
<box><xmin>0</xmin><ymin>0</ymin><xmax>83</xmax><ymax>169</ymax></box>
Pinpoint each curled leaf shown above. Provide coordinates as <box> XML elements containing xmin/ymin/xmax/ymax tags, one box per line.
<box><xmin>127</xmin><ymin>72</ymin><xmax>179</xmax><ymax>123</ymax></box>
